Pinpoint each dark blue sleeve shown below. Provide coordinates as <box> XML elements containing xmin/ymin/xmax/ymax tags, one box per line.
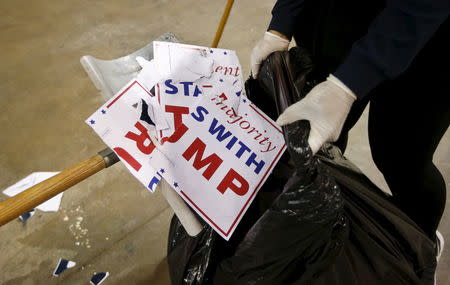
<box><xmin>268</xmin><ymin>0</ymin><xmax>306</xmax><ymax>38</ymax></box>
<box><xmin>334</xmin><ymin>0</ymin><xmax>450</xmax><ymax>99</ymax></box>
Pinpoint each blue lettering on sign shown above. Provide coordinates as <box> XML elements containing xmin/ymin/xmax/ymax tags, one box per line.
<box><xmin>148</xmin><ymin>172</ymin><xmax>162</xmax><ymax>192</ymax></box>
<box><xmin>245</xmin><ymin>153</ymin><xmax>265</xmax><ymax>174</ymax></box>
<box><xmin>191</xmin><ymin>106</ymin><xmax>209</xmax><ymax>122</ymax></box>
<box><xmin>204</xmin><ymin>116</ymin><xmax>266</xmax><ymax>175</ymax></box>
<box><xmin>180</xmin><ymin>82</ymin><xmax>193</xmax><ymax>96</ymax></box>
<box><xmin>164</xmin><ymin>79</ymin><xmax>178</xmax><ymax>94</ymax></box>
<box><xmin>193</xmin><ymin>86</ymin><xmax>202</xmax><ymax>97</ymax></box>
<box><xmin>235</xmin><ymin>141</ymin><xmax>251</xmax><ymax>158</ymax></box>
<box><xmin>209</xmin><ymin>118</ymin><xmax>232</xmax><ymax>142</ymax></box>
<box><xmin>226</xmin><ymin>137</ymin><xmax>238</xmax><ymax>150</ymax></box>
<box><xmin>164</xmin><ymin>79</ymin><xmax>202</xmax><ymax>97</ymax></box>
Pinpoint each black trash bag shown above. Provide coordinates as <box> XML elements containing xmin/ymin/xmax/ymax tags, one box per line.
<box><xmin>167</xmin><ymin>47</ymin><xmax>437</xmax><ymax>285</ymax></box>
<box><xmin>167</xmin><ymin>217</ymin><xmax>216</xmax><ymax>285</ymax></box>
<box><xmin>214</xmin><ymin>120</ymin><xmax>347</xmax><ymax>285</ymax></box>
<box><xmin>167</xmin><ymin>168</ymin><xmax>290</xmax><ymax>285</ymax></box>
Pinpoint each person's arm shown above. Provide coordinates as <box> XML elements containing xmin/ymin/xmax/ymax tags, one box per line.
<box><xmin>251</xmin><ymin>0</ymin><xmax>305</xmax><ymax>77</ymax></box>
<box><xmin>267</xmin><ymin>0</ymin><xmax>306</xmax><ymax>39</ymax></box>
<box><xmin>277</xmin><ymin>0</ymin><xmax>450</xmax><ymax>154</ymax></box>
<box><xmin>334</xmin><ymin>0</ymin><xmax>450</xmax><ymax>98</ymax></box>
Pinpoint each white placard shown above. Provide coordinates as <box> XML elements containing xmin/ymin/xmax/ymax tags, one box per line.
<box><xmin>152</xmin><ymin>92</ymin><xmax>286</xmax><ymax>239</ymax></box>
<box><xmin>86</xmin><ymin>42</ymin><xmax>286</xmax><ymax>239</ymax></box>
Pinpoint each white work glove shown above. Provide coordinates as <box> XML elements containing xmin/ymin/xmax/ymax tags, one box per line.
<box><xmin>251</xmin><ymin>31</ymin><xmax>290</xmax><ymax>78</ymax></box>
<box><xmin>276</xmin><ymin>75</ymin><xmax>356</xmax><ymax>154</ymax></box>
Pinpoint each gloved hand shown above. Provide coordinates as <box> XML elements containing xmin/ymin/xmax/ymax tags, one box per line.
<box><xmin>276</xmin><ymin>75</ymin><xmax>356</xmax><ymax>154</ymax></box>
<box><xmin>251</xmin><ymin>31</ymin><xmax>290</xmax><ymax>78</ymax></box>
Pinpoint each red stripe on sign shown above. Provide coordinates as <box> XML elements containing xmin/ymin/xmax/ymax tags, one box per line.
<box><xmin>202</xmin><ymin>85</ymin><xmax>213</xmax><ymax>88</ymax></box>
<box><xmin>157</xmin><ymin>83</ymin><xmax>163</xmax><ymax>139</ymax></box>
<box><xmin>182</xmin><ymin>47</ymin><xmax>206</xmax><ymax>51</ymax></box>
<box><xmin>136</xmin><ymin>81</ymin><xmax>153</xmax><ymax>97</ymax></box>
<box><xmin>106</xmin><ymin>81</ymin><xmax>138</xmax><ymax>108</ymax></box>
<box><xmin>113</xmin><ymin>147</ymin><xmax>142</xmax><ymax>171</ymax></box>
<box><xmin>249</xmin><ymin>104</ymin><xmax>283</xmax><ymax>134</ymax></box>
<box><xmin>157</xmin><ymin>83</ymin><xmax>161</xmax><ymax>104</ymax></box>
<box><xmin>106</xmin><ymin>80</ymin><xmax>151</xmax><ymax>108</ymax></box>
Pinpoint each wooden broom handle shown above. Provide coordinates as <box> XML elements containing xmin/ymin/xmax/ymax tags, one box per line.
<box><xmin>211</xmin><ymin>0</ymin><xmax>234</xmax><ymax>48</ymax></box>
<box><xmin>0</xmin><ymin>148</ymin><xmax>202</xmax><ymax>236</ymax></box>
<box><xmin>0</xmin><ymin>148</ymin><xmax>117</xmax><ymax>226</ymax></box>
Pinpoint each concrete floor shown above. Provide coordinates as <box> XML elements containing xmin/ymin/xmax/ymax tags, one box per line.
<box><xmin>0</xmin><ymin>0</ymin><xmax>448</xmax><ymax>284</ymax></box>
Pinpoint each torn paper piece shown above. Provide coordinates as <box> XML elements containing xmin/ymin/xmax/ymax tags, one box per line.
<box><xmin>19</xmin><ymin>209</ymin><xmax>35</xmax><ymax>223</ymax></box>
<box><xmin>233</xmin><ymin>90</ymin><xmax>249</xmax><ymax>114</ymax></box>
<box><xmin>53</xmin><ymin>258</ymin><xmax>76</xmax><ymax>276</ymax></box>
<box><xmin>2</xmin><ymin>172</ymin><xmax>62</xmax><ymax>212</ymax></box>
<box><xmin>147</xmin><ymin>88</ymin><xmax>169</xmax><ymax>132</ymax></box>
<box><xmin>200</xmin><ymin>60</ymin><xmax>245</xmax><ymax>105</ymax></box>
<box><xmin>90</xmin><ymin>272</ymin><xmax>109</xmax><ymax>285</ymax></box>
<box><xmin>199</xmin><ymin>77</ymin><xmax>245</xmax><ymax>114</ymax></box>
<box><xmin>152</xmin><ymin>42</ymin><xmax>245</xmax><ymax>139</ymax></box>
<box><xmin>138</xmin><ymin>98</ymin><xmax>169</xmax><ymax>142</ymax></box>
<box><xmin>139</xmin><ymin>99</ymin><xmax>155</xmax><ymax>126</ymax></box>
<box><xmin>156</xmin><ymin>79</ymin><xmax>205</xmax><ymax>136</ymax></box>
<box><xmin>202</xmin><ymin>47</ymin><xmax>243</xmax><ymax>90</ymax></box>
<box><xmin>137</xmin><ymin>98</ymin><xmax>157</xmax><ymax>140</ymax></box>
<box><xmin>135</xmin><ymin>57</ymin><xmax>162</xmax><ymax>92</ymax></box>
<box><xmin>153</xmin><ymin>41</ymin><xmax>214</xmax><ymax>82</ymax></box>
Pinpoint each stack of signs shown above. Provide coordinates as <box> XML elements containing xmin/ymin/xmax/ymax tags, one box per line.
<box><xmin>86</xmin><ymin>42</ymin><xmax>286</xmax><ymax>240</ymax></box>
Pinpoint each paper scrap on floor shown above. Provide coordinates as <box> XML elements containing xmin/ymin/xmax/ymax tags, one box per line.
<box><xmin>86</xmin><ymin>42</ymin><xmax>286</xmax><ymax>240</ymax></box>
<box><xmin>19</xmin><ymin>209</ymin><xmax>35</xmax><ymax>223</ymax></box>
<box><xmin>53</xmin><ymin>258</ymin><xmax>76</xmax><ymax>276</ymax></box>
<box><xmin>2</xmin><ymin>172</ymin><xmax>62</xmax><ymax>212</ymax></box>
<box><xmin>90</xmin><ymin>272</ymin><xmax>109</xmax><ymax>285</ymax></box>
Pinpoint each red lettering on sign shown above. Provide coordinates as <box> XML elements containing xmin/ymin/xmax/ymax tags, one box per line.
<box><xmin>214</xmin><ymin>66</ymin><xmax>240</xmax><ymax>77</ymax></box>
<box><xmin>161</xmin><ymin>105</ymin><xmax>189</xmax><ymax>144</ymax></box>
<box><xmin>166</xmin><ymin>105</ymin><xmax>189</xmax><ymax>128</ymax></box>
<box><xmin>182</xmin><ymin>137</ymin><xmax>223</xmax><ymax>180</ymax></box>
<box><xmin>217</xmin><ymin>169</ymin><xmax>249</xmax><ymax>196</ymax></box>
<box><xmin>162</xmin><ymin>124</ymin><xmax>188</xmax><ymax>144</ymax></box>
<box><xmin>223</xmin><ymin>67</ymin><xmax>233</xmax><ymax>76</ymax></box>
<box><xmin>113</xmin><ymin>147</ymin><xmax>142</xmax><ymax>171</ymax></box>
<box><xmin>125</xmin><ymin>122</ymin><xmax>156</xmax><ymax>154</ymax></box>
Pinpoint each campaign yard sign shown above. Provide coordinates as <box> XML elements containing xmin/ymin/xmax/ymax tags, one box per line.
<box><xmin>86</xmin><ymin>42</ymin><xmax>286</xmax><ymax>240</ymax></box>
<box><xmin>151</xmin><ymin>92</ymin><xmax>286</xmax><ymax>240</ymax></box>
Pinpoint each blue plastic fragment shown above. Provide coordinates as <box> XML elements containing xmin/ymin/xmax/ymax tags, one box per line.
<box><xmin>53</xmin><ymin>258</ymin><xmax>76</xmax><ymax>276</ymax></box>
<box><xmin>90</xmin><ymin>272</ymin><xmax>109</xmax><ymax>285</ymax></box>
<box><xmin>19</xmin><ymin>209</ymin><xmax>35</xmax><ymax>223</ymax></box>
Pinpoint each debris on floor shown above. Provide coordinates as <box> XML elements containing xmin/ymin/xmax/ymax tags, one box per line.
<box><xmin>90</xmin><ymin>272</ymin><xmax>109</xmax><ymax>285</ymax></box>
<box><xmin>18</xmin><ymin>209</ymin><xmax>35</xmax><ymax>224</ymax></box>
<box><xmin>52</xmin><ymin>258</ymin><xmax>76</xmax><ymax>276</ymax></box>
<box><xmin>2</xmin><ymin>172</ymin><xmax>62</xmax><ymax>212</ymax></box>
<box><xmin>68</xmin><ymin>215</ymin><xmax>90</xmax><ymax>248</ymax></box>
